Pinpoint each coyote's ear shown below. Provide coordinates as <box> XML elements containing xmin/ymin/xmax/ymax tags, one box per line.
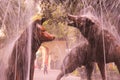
<box><xmin>86</xmin><ymin>18</ymin><xmax>95</xmax><ymax>26</ymax></box>
<box><xmin>67</xmin><ymin>14</ymin><xmax>78</xmax><ymax>22</ymax></box>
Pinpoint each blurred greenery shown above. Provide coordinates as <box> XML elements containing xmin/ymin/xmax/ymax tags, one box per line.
<box><xmin>39</xmin><ymin>1</ymin><xmax>83</xmax><ymax>48</ymax></box>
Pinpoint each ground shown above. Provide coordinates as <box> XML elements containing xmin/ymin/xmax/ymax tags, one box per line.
<box><xmin>33</xmin><ymin>69</ymin><xmax>80</xmax><ymax>80</ymax></box>
<box><xmin>33</xmin><ymin>68</ymin><xmax>120</xmax><ymax>80</ymax></box>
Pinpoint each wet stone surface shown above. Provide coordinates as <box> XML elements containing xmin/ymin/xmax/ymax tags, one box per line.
<box><xmin>34</xmin><ymin>69</ymin><xmax>120</xmax><ymax>80</ymax></box>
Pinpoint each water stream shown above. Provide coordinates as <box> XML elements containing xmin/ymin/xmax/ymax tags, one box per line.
<box><xmin>0</xmin><ymin>0</ymin><xmax>36</xmax><ymax>80</ymax></box>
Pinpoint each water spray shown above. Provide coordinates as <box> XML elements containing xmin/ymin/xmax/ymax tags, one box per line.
<box><xmin>1</xmin><ymin>0</ymin><xmax>11</xmax><ymax>30</ymax></box>
<box><xmin>99</xmin><ymin>0</ymin><xmax>107</xmax><ymax>80</ymax></box>
<box><xmin>14</xmin><ymin>0</ymin><xmax>21</xmax><ymax>80</ymax></box>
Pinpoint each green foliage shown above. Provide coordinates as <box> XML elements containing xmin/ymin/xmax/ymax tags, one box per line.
<box><xmin>40</xmin><ymin>1</ymin><xmax>81</xmax><ymax>43</ymax></box>
<box><xmin>40</xmin><ymin>2</ymin><xmax>67</xmax><ymax>39</ymax></box>
<box><xmin>39</xmin><ymin>0</ymin><xmax>84</xmax><ymax>48</ymax></box>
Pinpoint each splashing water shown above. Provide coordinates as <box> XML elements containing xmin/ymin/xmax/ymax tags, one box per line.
<box><xmin>0</xmin><ymin>0</ymin><xmax>37</xmax><ymax>80</ymax></box>
<box><xmin>57</xmin><ymin>0</ymin><xmax>120</xmax><ymax>80</ymax></box>
<box><xmin>0</xmin><ymin>0</ymin><xmax>120</xmax><ymax>80</ymax></box>
<box><xmin>26</xmin><ymin>24</ymin><xmax>32</xmax><ymax>80</ymax></box>
<box><xmin>77</xmin><ymin>0</ymin><xmax>120</xmax><ymax>80</ymax></box>
<box><xmin>76</xmin><ymin>0</ymin><xmax>120</xmax><ymax>80</ymax></box>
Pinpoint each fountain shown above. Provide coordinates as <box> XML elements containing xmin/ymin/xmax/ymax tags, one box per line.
<box><xmin>0</xmin><ymin>0</ymin><xmax>120</xmax><ymax>80</ymax></box>
<box><xmin>0</xmin><ymin>0</ymin><xmax>35</xmax><ymax>79</ymax></box>
<box><xmin>0</xmin><ymin>0</ymin><xmax>55</xmax><ymax>80</ymax></box>
<box><xmin>57</xmin><ymin>0</ymin><xmax>120</xmax><ymax>80</ymax></box>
